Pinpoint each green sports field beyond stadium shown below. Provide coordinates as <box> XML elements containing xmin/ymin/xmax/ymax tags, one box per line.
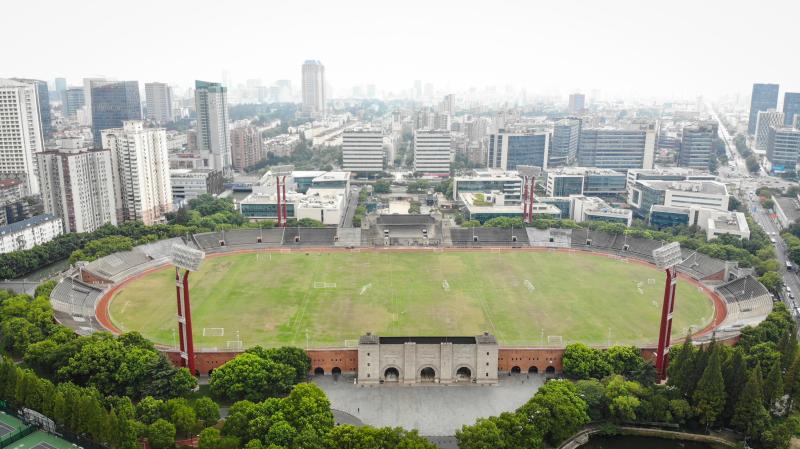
<box><xmin>107</xmin><ymin>250</ymin><xmax>715</xmax><ymax>349</ymax></box>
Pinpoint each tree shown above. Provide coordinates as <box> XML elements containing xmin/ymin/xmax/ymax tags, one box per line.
<box><xmin>456</xmin><ymin>412</ymin><xmax>543</xmax><ymax>449</ymax></box>
<box><xmin>373</xmin><ymin>180</ymin><xmax>391</xmax><ymax>194</ymax></box>
<box><xmin>193</xmin><ymin>397</ymin><xmax>221</xmax><ymax>427</ymax></box>
<box><xmin>732</xmin><ymin>367</ymin><xmax>770</xmax><ymax>440</ymax></box>
<box><xmin>246</xmin><ymin>346</ymin><xmax>311</xmax><ymax>384</ymax></box>
<box><xmin>210</xmin><ymin>353</ymin><xmax>296</xmax><ymax>402</ymax></box>
<box><xmin>668</xmin><ymin>336</ymin><xmax>696</xmax><ymax>398</ymax></box>
<box><xmin>759</xmin><ymin>271</ymin><xmax>784</xmax><ymax>295</ymax></box>
<box><xmin>169</xmin><ymin>403</ymin><xmax>198</xmax><ymax>438</ymax></box>
<box><xmin>575</xmin><ymin>379</ymin><xmax>606</xmax><ymax>421</ymax></box>
<box><xmin>522</xmin><ymin>380</ymin><xmax>589</xmax><ymax>445</ymax></box>
<box><xmin>764</xmin><ymin>361</ymin><xmax>784</xmax><ymax>409</ymax></box>
<box><xmin>609</xmin><ymin>395</ymin><xmax>640</xmax><ymax>423</ymax></box>
<box><xmin>148</xmin><ymin>419</ymin><xmax>176</xmax><ymax>449</ymax></box>
<box><xmin>562</xmin><ymin>343</ymin><xmax>612</xmax><ymax>379</ymax></box>
<box><xmin>723</xmin><ymin>348</ymin><xmax>748</xmax><ymax>420</ymax></box>
<box><xmin>604</xmin><ymin>345</ymin><xmax>646</xmax><ymax>377</ymax></box>
<box><xmin>692</xmin><ymin>346</ymin><xmax>726</xmax><ymax>428</ymax></box>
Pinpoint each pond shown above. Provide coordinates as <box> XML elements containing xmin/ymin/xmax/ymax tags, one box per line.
<box><xmin>581</xmin><ymin>435</ymin><xmax>716</xmax><ymax>449</ymax></box>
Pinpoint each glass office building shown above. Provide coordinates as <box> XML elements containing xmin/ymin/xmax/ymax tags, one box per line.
<box><xmin>91</xmin><ymin>81</ymin><xmax>142</xmax><ymax>148</ymax></box>
<box><xmin>783</xmin><ymin>92</ymin><xmax>800</xmax><ymax>126</ymax></box>
<box><xmin>748</xmin><ymin>83</ymin><xmax>779</xmax><ymax>135</ymax></box>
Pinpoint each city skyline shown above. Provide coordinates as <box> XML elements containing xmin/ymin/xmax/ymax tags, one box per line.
<box><xmin>3</xmin><ymin>0</ymin><xmax>800</xmax><ymax>99</ymax></box>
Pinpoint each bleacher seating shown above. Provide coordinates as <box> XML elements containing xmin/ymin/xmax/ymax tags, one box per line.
<box><xmin>193</xmin><ymin>232</ymin><xmax>224</xmax><ymax>249</ymax></box>
<box><xmin>715</xmin><ymin>275</ymin><xmax>773</xmax><ymax>329</ymax></box>
<box><xmin>50</xmin><ymin>276</ymin><xmax>104</xmax><ymax>317</ymax></box>
<box><xmin>221</xmin><ymin>229</ymin><xmax>284</xmax><ymax>246</ymax></box>
<box><xmin>282</xmin><ymin>227</ymin><xmax>338</xmax><ymax>246</ymax></box>
<box><xmin>448</xmin><ymin>227</ymin><xmax>529</xmax><ymax>246</ymax></box>
<box><xmin>84</xmin><ymin>251</ymin><xmax>151</xmax><ymax>280</ymax></box>
<box><xmin>677</xmin><ymin>251</ymin><xmax>729</xmax><ymax>280</ymax></box>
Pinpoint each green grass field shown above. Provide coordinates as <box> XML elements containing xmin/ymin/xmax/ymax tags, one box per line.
<box><xmin>108</xmin><ymin>250</ymin><xmax>714</xmax><ymax>349</ymax></box>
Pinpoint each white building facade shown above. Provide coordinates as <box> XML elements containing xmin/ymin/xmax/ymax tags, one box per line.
<box><xmin>145</xmin><ymin>82</ymin><xmax>173</xmax><ymax>124</ymax></box>
<box><xmin>414</xmin><ymin>129</ymin><xmax>451</xmax><ymax>176</ymax></box>
<box><xmin>754</xmin><ymin>110</ymin><xmax>784</xmax><ymax>153</ymax></box>
<box><xmin>36</xmin><ymin>148</ymin><xmax>117</xmax><ymax>233</ymax></box>
<box><xmin>0</xmin><ymin>214</ymin><xmax>63</xmax><ymax>254</ymax></box>
<box><xmin>302</xmin><ymin>60</ymin><xmax>326</xmax><ymax>118</ymax></box>
<box><xmin>195</xmin><ymin>80</ymin><xmax>231</xmax><ymax>175</ymax></box>
<box><xmin>102</xmin><ymin>121</ymin><xmax>172</xmax><ymax>225</ymax></box>
<box><xmin>0</xmin><ymin>79</ymin><xmax>45</xmax><ymax>195</ymax></box>
<box><xmin>342</xmin><ymin>128</ymin><xmax>385</xmax><ymax>175</ymax></box>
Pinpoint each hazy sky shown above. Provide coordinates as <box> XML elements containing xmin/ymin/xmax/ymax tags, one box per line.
<box><xmin>3</xmin><ymin>0</ymin><xmax>798</xmax><ymax>99</ymax></box>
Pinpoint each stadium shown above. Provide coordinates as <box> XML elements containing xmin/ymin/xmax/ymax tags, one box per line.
<box><xmin>50</xmin><ymin>222</ymin><xmax>773</xmax><ymax>379</ymax></box>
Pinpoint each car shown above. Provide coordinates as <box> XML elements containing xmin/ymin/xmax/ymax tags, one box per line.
<box><xmin>790</xmin><ymin>293</ymin><xmax>796</xmax><ymax>300</ymax></box>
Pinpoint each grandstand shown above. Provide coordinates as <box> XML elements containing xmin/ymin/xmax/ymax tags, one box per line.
<box><xmin>80</xmin><ymin>237</ymin><xmax>184</xmax><ymax>284</ymax></box>
<box><xmin>50</xmin><ymin>276</ymin><xmax>104</xmax><ymax>335</ymax></box>
<box><xmin>282</xmin><ymin>227</ymin><xmax>338</xmax><ymax>246</ymax></box>
<box><xmin>526</xmin><ymin>228</ymin><xmax>572</xmax><ymax>248</ymax></box>
<box><xmin>449</xmin><ymin>227</ymin><xmax>529</xmax><ymax>247</ymax></box>
<box><xmin>715</xmin><ymin>275</ymin><xmax>773</xmax><ymax>329</ymax></box>
<box><xmin>372</xmin><ymin>215</ymin><xmax>438</xmax><ymax>246</ymax></box>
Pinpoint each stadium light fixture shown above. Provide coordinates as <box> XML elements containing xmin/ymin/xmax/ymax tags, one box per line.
<box><xmin>171</xmin><ymin>244</ymin><xmax>205</xmax><ymax>272</ymax></box>
<box><xmin>652</xmin><ymin>241</ymin><xmax>682</xmax><ymax>382</ymax></box>
<box><xmin>171</xmin><ymin>244</ymin><xmax>206</xmax><ymax>376</ymax></box>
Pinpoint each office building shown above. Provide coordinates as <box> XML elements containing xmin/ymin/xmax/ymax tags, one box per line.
<box><xmin>414</xmin><ymin>129</ymin><xmax>451</xmax><ymax>176</ymax></box>
<box><xmin>628</xmin><ymin>179</ymin><xmax>729</xmax><ymax>217</ymax></box>
<box><xmin>625</xmin><ymin>168</ymin><xmax>716</xmax><ymax>193</ymax></box>
<box><xmin>550</xmin><ymin>119</ymin><xmax>581</xmax><ymax>167</ymax></box>
<box><xmin>487</xmin><ymin>130</ymin><xmax>550</xmax><ymax>171</ymax></box>
<box><xmin>12</xmin><ymin>79</ymin><xmax>52</xmax><ymax>140</ymax></box>
<box><xmin>63</xmin><ymin>87</ymin><xmax>85</xmax><ymax>119</ymax></box>
<box><xmin>577</xmin><ymin>125</ymin><xmax>656</xmax><ymax>170</ymax></box>
<box><xmin>102</xmin><ymin>121</ymin><xmax>172</xmax><ymax>225</ymax></box>
<box><xmin>783</xmin><ymin>92</ymin><xmax>800</xmax><ymax>126</ymax></box>
<box><xmin>35</xmin><ymin>147</ymin><xmax>117</xmax><ymax>233</ymax></box>
<box><xmin>0</xmin><ymin>79</ymin><xmax>45</xmax><ymax>195</ymax></box>
<box><xmin>302</xmin><ymin>60</ymin><xmax>326</xmax><ymax>118</ymax></box>
<box><xmin>545</xmin><ymin>167</ymin><xmax>627</xmax><ymax>197</ymax></box>
<box><xmin>441</xmin><ymin>94</ymin><xmax>455</xmax><ymax>115</ymax></box>
<box><xmin>650</xmin><ymin>205</ymin><xmax>749</xmax><ymax>240</ymax></box>
<box><xmin>766</xmin><ymin>126</ymin><xmax>800</xmax><ymax>174</ymax></box>
<box><xmin>0</xmin><ymin>179</ymin><xmax>30</xmax><ymax>226</ymax></box>
<box><xmin>194</xmin><ymin>80</ymin><xmax>231</xmax><ymax>174</ymax></box>
<box><xmin>459</xmin><ymin>192</ymin><xmax>560</xmax><ymax>223</ymax></box>
<box><xmin>568</xmin><ymin>93</ymin><xmax>585</xmax><ymax>114</ymax></box>
<box><xmin>54</xmin><ymin>78</ymin><xmax>67</xmax><ymax>98</ymax></box>
<box><xmin>748</xmin><ymin>83</ymin><xmax>779</xmax><ymax>135</ymax></box>
<box><xmin>82</xmin><ymin>77</ymin><xmax>106</xmax><ymax>126</ymax></box>
<box><xmin>0</xmin><ymin>214</ymin><xmax>63</xmax><ymax>254</ymax></box>
<box><xmin>170</xmin><ymin>168</ymin><xmax>224</xmax><ymax>202</ymax></box>
<box><xmin>754</xmin><ymin>110</ymin><xmax>784</xmax><ymax>153</ymax></box>
<box><xmin>570</xmin><ymin>195</ymin><xmax>632</xmax><ymax>226</ymax></box>
<box><xmin>91</xmin><ymin>81</ymin><xmax>142</xmax><ymax>148</ymax></box>
<box><xmin>342</xmin><ymin>128</ymin><xmax>385</xmax><ymax>175</ymax></box>
<box><xmin>453</xmin><ymin>169</ymin><xmax>522</xmax><ymax>204</ymax></box>
<box><xmin>145</xmin><ymin>82</ymin><xmax>173</xmax><ymax>124</ymax></box>
<box><xmin>678</xmin><ymin>122</ymin><xmax>716</xmax><ymax>169</ymax></box>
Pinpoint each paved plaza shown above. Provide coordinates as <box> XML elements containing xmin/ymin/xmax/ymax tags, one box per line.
<box><xmin>314</xmin><ymin>373</ymin><xmax>544</xmax><ymax>436</ymax></box>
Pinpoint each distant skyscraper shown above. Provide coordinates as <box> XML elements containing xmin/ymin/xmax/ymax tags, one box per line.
<box><xmin>102</xmin><ymin>121</ymin><xmax>172</xmax><ymax>224</ymax></box>
<box><xmin>63</xmin><ymin>87</ymin><xmax>85</xmax><ymax>119</ymax></box>
<box><xmin>578</xmin><ymin>125</ymin><xmax>656</xmax><ymax>170</ymax></box>
<box><xmin>83</xmin><ymin>77</ymin><xmax>106</xmax><ymax>126</ymax></box>
<box><xmin>550</xmin><ymin>119</ymin><xmax>581</xmax><ymax>167</ymax></box>
<box><xmin>678</xmin><ymin>122</ymin><xmax>717</xmax><ymax>170</ymax></box>
<box><xmin>783</xmin><ymin>92</ymin><xmax>800</xmax><ymax>126</ymax></box>
<box><xmin>230</xmin><ymin>126</ymin><xmax>264</xmax><ymax>172</ymax></box>
<box><xmin>766</xmin><ymin>126</ymin><xmax>800</xmax><ymax>174</ymax></box>
<box><xmin>0</xmin><ymin>79</ymin><xmax>45</xmax><ymax>195</ymax></box>
<box><xmin>90</xmin><ymin>81</ymin><xmax>142</xmax><ymax>148</ymax></box>
<box><xmin>36</xmin><ymin>146</ymin><xmax>117</xmax><ymax>233</ymax></box>
<box><xmin>414</xmin><ymin>129</ymin><xmax>451</xmax><ymax>176</ymax></box>
<box><xmin>414</xmin><ymin>80</ymin><xmax>422</xmax><ymax>100</ymax></box>
<box><xmin>441</xmin><ymin>94</ymin><xmax>455</xmax><ymax>115</ymax></box>
<box><xmin>367</xmin><ymin>84</ymin><xmax>376</xmax><ymax>98</ymax></box>
<box><xmin>487</xmin><ymin>130</ymin><xmax>550</xmax><ymax>170</ymax></box>
<box><xmin>748</xmin><ymin>83</ymin><xmax>779</xmax><ymax>135</ymax></box>
<box><xmin>194</xmin><ymin>80</ymin><xmax>231</xmax><ymax>174</ymax></box>
<box><xmin>145</xmin><ymin>82</ymin><xmax>173</xmax><ymax>124</ymax></box>
<box><xmin>54</xmin><ymin>78</ymin><xmax>67</xmax><ymax>101</ymax></box>
<box><xmin>568</xmin><ymin>93</ymin><xmax>586</xmax><ymax>114</ymax></box>
<box><xmin>424</xmin><ymin>83</ymin><xmax>434</xmax><ymax>101</ymax></box>
<box><xmin>754</xmin><ymin>110</ymin><xmax>784</xmax><ymax>152</ymax></box>
<box><xmin>301</xmin><ymin>60</ymin><xmax>326</xmax><ymax>118</ymax></box>
<box><xmin>11</xmin><ymin>78</ymin><xmax>52</xmax><ymax>140</ymax></box>
<box><xmin>343</xmin><ymin>128</ymin><xmax>385</xmax><ymax>175</ymax></box>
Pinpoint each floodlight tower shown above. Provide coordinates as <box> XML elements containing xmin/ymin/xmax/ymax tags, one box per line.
<box><xmin>171</xmin><ymin>244</ymin><xmax>206</xmax><ymax>375</ymax></box>
<box><xmin>272</xmin><ymin>165</ymin><xmax>294</xmax><ymax>228</ymax></box>
<box><xmin>652</xmin><ymin>241</ymin><xmax>683</xmax><ymax>381</ymax></box>
<box><xmin>517</xmin><ymin>165</ymin><xmax>541</xmax><ymax>224</ymax></box>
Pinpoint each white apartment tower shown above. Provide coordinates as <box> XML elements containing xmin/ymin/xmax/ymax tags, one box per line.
<box><xmin>414</xmin><ymin>130</ymin><xmax>451</xmax><ymax>176</ymax></box>
<box><xmin>36</xmin><ymin>147</ymin><xmax>117</xmax><ymax>233</ymax></box>
<box><xmin>302</xmin><ymin>60</ymin><xmax>326</xmax><ymax>118</ymax></box>
<box><xmin>194</xmin><ymin>80</ymin><xmax>231</xmax><ymax>175</ymax></box>
<box><xmin>145</xmin><ymin>82</ymin><xmax>173</xmax><ymax>124</ymax></box>
<box><xmin>0</xmin><ymin>79</ymin><xmax>45</xmax><ymax>195</ymax></box>
<box><xmin>102</xmin><ymin>121</ymin><xmax>172</xmax><ymax>225</ymax></box>
<box><xmin>342</xmin><ymin>128</ymin><xmax>385</xmax><ymax>175</ymax></box>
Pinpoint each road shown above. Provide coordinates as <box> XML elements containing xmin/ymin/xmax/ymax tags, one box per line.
<box><xmin>340</xmin><ymin>187</ymin><xmax>360</xmax><ymax>228</ymax></box>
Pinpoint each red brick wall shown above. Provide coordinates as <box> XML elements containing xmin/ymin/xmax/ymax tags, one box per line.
<box><xmin>80</xmin><ymin>270</ymin><xmax>112</xmax><ymax>285</ymax></box>
<box><xmin>162</xmin><ymin>348</ymin><xmax>358</xmax><ymax>376</ymax></box>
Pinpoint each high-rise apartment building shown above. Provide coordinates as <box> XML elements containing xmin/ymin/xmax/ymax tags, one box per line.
<box><xmin>754</xmin><ymin>110</ymin><xmax>784</xmax><ymax>153</ymax></box>
<box><xmin>577</xmin><ymin>125</ymin><xmax>656</xmax><ymax>171</ymax></box>
<box><xmin>678</xmin><ymin>122</ymin><xmax>716</xmax><ymax>170</ymax></box>
<box><xmin>194</xmin><ymin>80</ymin><xmax>231</xmax><ymax>175</ymax></box>
<box><xmin>102</xmin><ymin>121</ymin><xmax>172</xmax><ymax>225</ymax></box>
<box><xmin>414</xmin><ymin>130</ymin><xmax>451</xmax><ymax>176</ymax></box>
<box><xmin>342</xmin><ymin>128</ymin><xmax>385</xmax><ymax>175</ymax></box>
<box><xmin>568</xmin><ymin>93</ymin><xmax>585</xmax><ymax>114</ymax></box>
<box><xmin>0</xmin><ymin>79</ymin><xmax>45</xmax><ymax>195</ymax></box>
<box><xmin>302</xmin><ymin>60</ymin><xmax>326</xmax><ymax>118</ymax></box>
<box><xmin>230</xmin><ymin>126</ymin><xmax>264</xmax><ymax>172</ymax></box>
<box><xmin>766</xmin><ymin>126</ymin><xmax>800</xmax><ymax>174</ymax></box>
<box><xmin>441</xmin><ymin>94</ymin><xmax>455</xmax><ymax>115</ymax></box>
<box><xmin>487</xmin><ymin>130</ymin><xmax>550</xmax><ymax>171</ymax></box>
<box><xmin>145</xmin><ymin>82</ymin><xmax>173</xmax><ymax>124</ymax></box>
<box><xmin>63</xmin><ymin>87</ymin><xmax>85</xmax><ymax>119</ymax></box>
<box><xmin>91</xmin><ymin>81</ymin><xmax>142</xmax><ymax>148</ymax></box>
<box><xmin>12</xmin><ymin>79</ymin><xmax>52</xmax><ymax>140</ymax></box>
<box><xmin>748</xmin><ymin>83</ymin><xmax>779</xmax><ymax>135</ymax></box>
<box><xmin>783</xmin><ymin>92</ymin><xmax>800</xmax><ymax>127</ymax></box>
<box><xmin>36</xmin><ymin>146</ymin><xmax>117</xmax><ymax>233</ymax></box>
<box><xmin>550</xmin><ymin>119</ymin><xmax>581</xmax><ymax>167</ymax></box>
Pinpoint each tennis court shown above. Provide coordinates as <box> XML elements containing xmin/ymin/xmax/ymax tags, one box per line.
<box><xmin>0</xmin><ymin>412</ymin><xmax>24</xmax><ymax>439</ymax></box>
<box><xmin>5</xmin><ymin>431</ymin><xmax>74</xmax><ymax>449</ymax></box>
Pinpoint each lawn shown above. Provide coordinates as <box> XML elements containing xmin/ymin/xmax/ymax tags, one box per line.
<box><xmin>108</xmin><ymin>250</ymin><xmax>715</xmax><ymax>349</ymax></box>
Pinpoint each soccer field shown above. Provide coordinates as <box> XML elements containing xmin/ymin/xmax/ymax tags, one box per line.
<box><xmin>107</xmin><ymin>250</ymin><xmax>715</xmax><ymax>349</ymax></box>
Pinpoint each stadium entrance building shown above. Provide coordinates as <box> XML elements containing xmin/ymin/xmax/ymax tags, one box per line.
<box><xmin>357</xmin><ymin>333</ymin><xmax>499</xmax><ymax>385</ymax></box>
